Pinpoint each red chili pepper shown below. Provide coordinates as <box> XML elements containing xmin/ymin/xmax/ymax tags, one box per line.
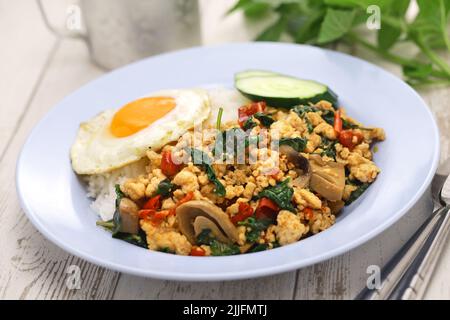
<box><xmin>231</xmin><ymin>202</ymin><xmax>254</xmax><ymax>225</ymax></box>
<box><xmin>334</xmin><ymin>109</ymin><xmax>343</xmax><ymax>135</ymax></box>
<box><xmin>168</xmin><ymin>191</ymin><xmax>194</xmax><ymax>216</ymax></box>
<box><xmin>255</xmin><ymin>197</ymin><xmax>279</xmax><ymax>220</ymax></box>
<box><xmin>303</xmin><ymin>207</ymin><xmax>314</xmax><ymax>220</ymax></box>
<box><xmin>138</xmin><ymin>209</ymin><xmax>155</xmax><ymax>219</ymax></box>
<box><xmin>339</xmin><ymin>130</ymin><xmax>364</xmax><ymax>150</ymax></box>
<box><xmin>161</xmin><ymin>150</ymin><xmax>182</xmax><ymax>176</ymax></box>
<box><xmin>143</xmin><ymin>194</ymin><xmax>162</xmax><ymax>210</ymax></box>
<box><xmin>190</xmin><ymin>246</ymin><xmax>206</xmax><ymax>256</ymax></box>
<box><xmin>139</xmin><ymin>209</ymin><xmax>169</xmax><ymax>225</ymax></box>
<box><xmin>238</xmin><ymin>101</ymin><xmax>266</xmax><ymax>127</ymax></box>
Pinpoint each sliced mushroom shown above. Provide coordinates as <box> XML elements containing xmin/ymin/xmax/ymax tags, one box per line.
<box><xmin>309</xmin><ymin>154</ymin><xmax>345</xmax><ymax>201</ymax></box>
<box><xmin>176</xmin><ymin>200</ymin><xmax>239</xmax><ymax>244</ymax></box>
<box><xmin>193</xmin><ymin>216</ymin><xmax>229</xmax><ymax>243</ymax></box>
<box><xmin>279</xmin><ymin>145</ymin><xmax>311</xmax><ymax>188</ymax></box>
<box><xmin>118</xmin><ymin>198</ymin><xmax>140</xmax><ymax>234</ymax></box>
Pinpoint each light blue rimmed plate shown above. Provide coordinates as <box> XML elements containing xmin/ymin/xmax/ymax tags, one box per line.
<box><xmin>16</xmin><ymin>42</ymin><xmax>439</xmax><ymax>281</ymax></box>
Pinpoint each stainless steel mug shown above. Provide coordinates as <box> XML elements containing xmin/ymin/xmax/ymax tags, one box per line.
<box><xmin>38</xmin><ymin>0</ymin><xmax>202</xmax><ymax>69</ymax></box>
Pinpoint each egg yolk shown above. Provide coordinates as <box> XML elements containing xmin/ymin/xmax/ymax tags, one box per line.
<box><xmin>110</xmin><ymin>96</ymin><xmax>176</xmax><ymax>137</ymax></box>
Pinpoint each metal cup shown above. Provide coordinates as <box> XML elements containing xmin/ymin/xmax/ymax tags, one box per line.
<box><xmin>38</xmin><ymin>0</ymin><xmax>202</xmax><ymax>69</ymax></box>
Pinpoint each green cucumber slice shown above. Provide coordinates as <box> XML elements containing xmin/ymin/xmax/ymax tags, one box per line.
<box><xmin>234</xmin><ymin>72</ymin><xmax>338</xmax><ymax>108</ymax></box>
<box><xmin>234</xmin><ymin>70</ymin><xmax>279</xmax><ymax>80</ymax></box>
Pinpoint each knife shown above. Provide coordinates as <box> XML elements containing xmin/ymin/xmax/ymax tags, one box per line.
<box><xmin>356</xmin><ymin>173</ymin><xmax>450</xmax><ymax>300</ymax></box>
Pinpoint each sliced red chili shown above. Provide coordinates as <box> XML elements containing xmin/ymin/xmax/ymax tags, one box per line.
<box><xmin>143</xmin><ymin>194</ymin><xmax>162</xmax><ymax>210</ymax></box>
<box><xmin>231</xmin><ymin>202</ymin><xmax>254</xmax><ymax>225</ymax></box>
<box><xmin>339</xmin><ymin>130</ymin><xmax>363</xmax><ymax>150</ymax></box>
<box><xmin>303</xmin><ymin>207</ymin><xmax>314</xmax><ymax>220</ymax></box>
<box><xmin>238</xmin><ymin>101</ymin><xmax>266</xmax><ymax>127</ymax></box>
<box><xmin>138</xmin><ymin>209</ymin><xmax>155</xmax><ymax>220</ymax></box>
<box><xmin>161</xmin><ymin>150</ymin><xmax>182</xmax><ymax>176</ymax></box>
<box><xmin>168</xmin><ymin>191</ymin><xmax>194</xmax><ymax>216</ymax></box>
<box><xmin>190</xmin><ymin>246</ymin><xmax>206</xmax><ymax>256</ymax></box>
<box><xmin>255</xmin><ymin>197</ymin><xmax>279</xmax><ymax>220</ymax></box>
<box><xmin>334</xmin><ymin>109</ymin><xmax>343</xmax><ymax>135</ymax></box>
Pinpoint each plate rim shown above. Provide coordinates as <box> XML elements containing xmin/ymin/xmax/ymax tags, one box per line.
<box><xmin>16</xmin><ymin>42</ymin><xmax>440</xmax><ymax>281</ymax></box>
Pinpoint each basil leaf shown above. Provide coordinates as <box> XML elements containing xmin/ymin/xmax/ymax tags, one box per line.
<box><xmin>253</xmin><ymin>112</ymin><xmax>275</xmax><ymax>127</ymax></box>
<box><xmin>196</xmin><ymin>228</ymin><xmax>216</xmax><ymax>246</ymax></box>
<box><xmin>305</xmin><ymin>118</ymin><xmax>314</xmax><ymax>133</ymax></box>
<box><xmin>243</xmin><ymin>117</ymin><xmax>257</xmax><ymax>130</ymax></box>
<box><xmin>278</xmin><ymin>137</ymin><xmax>307</xmax><ymax>152</ymax></box>
<box><xmin>342</xmin><ymin>118</ymin><xmax>359</xmax><ymax>129</ymax></box>
<box><xmin>210</xmin><ymin>240</ymin><xmax>241</xmax><ymax>256</ymax></box>
<box><xmin>320</xmin><ymin>137</ymin><xmax>337</xmax><ymax>160</ymax></box>
<box><xmin>317</xmin><ymin>8</ymin><xmax>356</xmax><ymax>44</ymax></box>
<box><xmin>238</xmin><ymin>217</ymin><xmax>272</xmax><ymax>243</ymax></box>
<box><xmin>292</xmin><ymin>105</ymin><xmax>318</xmax><ymax>117</ymax></box>
<box><xmin>321</xmin><ymin>109</ymin><xmax>335</xmax><ymax>126</ymax></box>
<box><xmin>111</xmin><ymin>184</ymin><xmax>125</xmax><ymax>235</ymax></box>
<box><xmin>346</xmin><ymin>182</ymin><xmax>371</xmax><ymax>205</ymax></box>
<box><xmin>186</xmin><ymin>148</ymin><xmax>225</xmax><ymax>197</ymax></box>
<box><xmin>155</xmin><ymin>179</ymin><xmax>174</xmax><ymax>197</ymax></box>
<box><xmin>257</xmin><ymin>179</ymin><xmax>295</xmax><ymax>211</ymax></box>
<box><xmin>256</xmin><ymin>16</ymin><xmax>288</xmax><ymax>41</ymax></box>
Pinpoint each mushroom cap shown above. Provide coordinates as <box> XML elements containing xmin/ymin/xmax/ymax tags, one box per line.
<box><xmin>279</xmin><ymin>145</ymin><xmax>311</xmax><ymax>188</ymax></box>
<box><xmin>309</xmin><ymin>154</ymin><xmax>345</xmax><ymax>201</ymax></box>
<box><xmin>193</xmin><ymin>216</ymin><xmax>229</xmax><ymax>243</ymax></box>
<box><xmin>176</xmin><ymin>200</ymin><xmax>239</xmax><ymax>244</ymax></box>
<box><xmin>118</xmin><ymin>198</ymin><xmax>140</xmax><ymax>234</ymax></box>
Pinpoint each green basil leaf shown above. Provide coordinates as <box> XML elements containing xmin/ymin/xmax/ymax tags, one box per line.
<box><xmin>155</xmin><ymin>179</ymin><xmax>174</xmax><ymax>197</ymax></box>
<box><xmin>253</xmin><ymin>112</ymin><xmax>275</xmax><ymax>127</ymax></box>
<box><xmin>257</xmin><ymin>179</ymin><xmax>295</xmax><ymax>211</ymax></box>
<box><xmin>317</xmin><ymin>8</ymin><xmax>356</xmax><ymax>44</ymax></box>
<box><xmin>346</xmin><ymin>182</ymin><xmax>371</xmax><ymax>205</ymax></box>
<box><xmin>186</xmin><ymin>148</ymin><xmax>225</xmax><ymax>197</ymax></box>
<box><xmin>278</xmin><ymin>137</ymin><xmax>307</xmax><ymax>152</ymax></box>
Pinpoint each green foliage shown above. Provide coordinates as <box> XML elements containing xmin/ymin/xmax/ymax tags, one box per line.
<box><xmin>253</xmin><ymin>112</ymin><xmax>275</xmax><ymax>127</ymax></box>
<box><xmin>186</xmin><ymin>148</ymin><xmax>226</xmax><ymax>196</ymax></box>
<box><xmin>155</xmin><ymin>179</ymin><xmax>174</xmax><ymax>197</ymax></box>
<box><xmin>96</xmin><ymin>185</ymin><xmax>148</xmax><ymax>248</ymax></box>
<box><xmin>238</xmin><ymin>217</ymin><xmax>272</xmax><ymax>243</ymax></box>
<box><xmin>196</xmin><ymin>228</ymin><xmax>240</xmax><ymax>256</ymax></box>
<box><xmin>278</xmin><ymin>137</ymin><xmax>307</xmax><ymax>152</ymax></box>
<box><xmin>229</xmin><ymin>0</ymin><xmax>450</xmax><ymax>86</ymax></box>
<box><xmin>346</xmin><ymin>181</ymin><xmax>371</xmax><ymax>204</ymax></box>
<box><xmin>257</xmin><ymin>178</ymin><xmax>295</xmax><ymax>211</ymax></box>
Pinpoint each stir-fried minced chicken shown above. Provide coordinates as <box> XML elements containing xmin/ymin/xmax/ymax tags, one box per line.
<box><xmin>116</xmin><ymin>100</ymin><xmax>385</xmax><ymax>256</ymax></box>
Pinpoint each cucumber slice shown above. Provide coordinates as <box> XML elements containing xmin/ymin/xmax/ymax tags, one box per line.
<box><xmin>234</xmin><ymin>70</ymin><xmax>279</xmax><ymax>80</ymax></box>
<box><xmin>235</xmin><ymin>73</ymin><xmax>338</xmax><ymax>108</ymax></box>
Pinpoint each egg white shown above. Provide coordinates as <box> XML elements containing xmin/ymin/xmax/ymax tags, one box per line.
<box><xmin>71</xmin><ymin>89</ymin><xmax>211</xmax><ymax>175</ymax></box>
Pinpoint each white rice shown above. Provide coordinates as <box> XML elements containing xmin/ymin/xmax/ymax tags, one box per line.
<box><xmin>86</xmin><ymin>159</ymin><xmax>147</xmax><ymax>221</ymax></box>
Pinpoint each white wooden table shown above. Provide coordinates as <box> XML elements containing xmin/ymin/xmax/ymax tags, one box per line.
<box><xmin>1</xmin><ymin>0</ymin><xmax>449</xmax><ymax>299</ymax></box>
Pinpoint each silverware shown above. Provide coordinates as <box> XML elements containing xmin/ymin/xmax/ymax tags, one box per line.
<box><xmin>356</xmin><ymin>170</ymin><xmax>450</xmax><ymax>300</ymax></box>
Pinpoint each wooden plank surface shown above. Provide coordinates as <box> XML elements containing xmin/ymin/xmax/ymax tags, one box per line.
<box><xmin>0</xmin><ymin>0</ymin><xmax>449</xmax><ymax>300</ymax></box>
<box><xmin>0</xmin><ymin>38</ymin><xmax>120</xmax><ymax>300</ymax></box>
<box><xmin>0</xmin><ymin>0</ymin><xmax>56</xmax><ymax>156</ymax></box>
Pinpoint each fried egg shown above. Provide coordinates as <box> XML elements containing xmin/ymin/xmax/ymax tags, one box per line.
<box><xmin>71</xmin><ymin>89</ymin><xmax>210</xmax><ymax>175</ymax></box>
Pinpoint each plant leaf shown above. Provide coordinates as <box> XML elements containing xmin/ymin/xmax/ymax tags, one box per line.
<box><xmin>256</xmin><ymin>16</ymin><xmax>288</xmax><ymax>41</ymax></box>
<box><xmin>411</xmin><ymin>0</ymin><xmax>450</xmax><ymax>50</ymax></box>
<box><xmin>317</xmin><ymin>8</ymin><xmax>356</xmax><ymax>44</ymax></box>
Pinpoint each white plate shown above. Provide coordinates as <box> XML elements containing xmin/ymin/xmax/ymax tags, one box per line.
<box><xmin>16</xmin><ymin>43</ymin><xmax>439</xmax><ymax>281</ymax></box>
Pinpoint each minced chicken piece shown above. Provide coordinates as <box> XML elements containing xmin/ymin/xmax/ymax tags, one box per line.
<box><xmin>141</xmin><ymin>220</ymin><xmax>192</xmax><ymax>255</ymax></box>
<box><xmin>275</xmin><ymin>210</ymin><xmax>307</xmax><ymax>245</ymax></box>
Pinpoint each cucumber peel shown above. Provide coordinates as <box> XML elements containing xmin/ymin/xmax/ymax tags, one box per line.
<box><xmin>234</xmin><ymin>70</ymin><xmax>338</xmax><ymax>108</ymax></box>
